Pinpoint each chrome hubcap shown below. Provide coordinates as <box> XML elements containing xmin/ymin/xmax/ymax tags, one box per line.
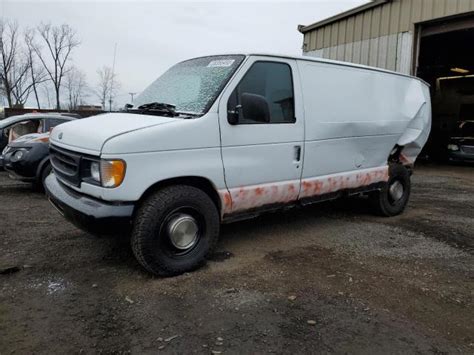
<box><xmin>167</xmin><ymin>214</ymin><xmax>199</xmax><ymax>250</ymax></box>
<box><xmin>389</xmin><ymin>180</ymin><xmax>404</xmax><ymax>202</ymax></box>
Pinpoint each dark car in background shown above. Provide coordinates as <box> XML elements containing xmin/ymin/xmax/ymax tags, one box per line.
<box><xmin>0</xmin><ymin>113</ymin><xmax>79</xmax><ymax>169</ymax></box>
<box><xmin>1</xmin><ymin>114</ymin><xmax>77</xmax><ymax>189</ymax></box>
<box><xmin>447</xmin><ymin>120</ymin><xmax>474</xmax><ymax>163</ymax></box>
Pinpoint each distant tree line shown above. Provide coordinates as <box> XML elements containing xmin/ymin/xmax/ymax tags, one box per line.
<box><xmin>0</xmin><ymin>19</ymin><xmax>121</xmax><ymax>110</ymax></box>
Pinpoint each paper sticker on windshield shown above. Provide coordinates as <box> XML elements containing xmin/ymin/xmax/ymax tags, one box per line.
<box><xmin>207</xmin><ymin>59</ymin><xmax>235</xmax><ymax>68</ymax></box>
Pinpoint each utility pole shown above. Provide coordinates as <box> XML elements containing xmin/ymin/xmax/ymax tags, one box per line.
<box><xmin>109</xmin><ymin>43</ymin><xmax>117</xmax><ymax>112</ymax></box>
<box><xmin>128</xmin><ymin>92</ymin><xmax>138</xmax><ymax>104</ymax></box>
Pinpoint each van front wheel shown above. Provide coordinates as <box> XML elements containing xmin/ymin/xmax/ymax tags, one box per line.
<box><xmin>131</xmin><ymin>185</ymin><xmax>220</xmax><ymax>276</ymax></box>
<box><xmin>369</xmin><ymin>164</ymin><xmax>411</xmax><ymax>217</ymax></box>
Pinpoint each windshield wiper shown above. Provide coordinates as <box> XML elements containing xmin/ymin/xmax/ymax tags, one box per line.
<box><xmin>125</xmin><ymin>102</ymin><xmax>178</xmax><ymax>117</ymax></box>
<box><xmin>138</xmin><ymin>102</ymin><xmax>178</xmax><ymax>116</ymax></box>
<box><xmin>124</xmin><ymin>102</ymin><xmax>201</xmax><ymax>118</ymax></box>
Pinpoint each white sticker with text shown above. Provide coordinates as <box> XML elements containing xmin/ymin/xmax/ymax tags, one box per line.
<box><xmin>207</xmin><ymin>59</ymin><xmax>235</xmax><ymax>68</ymax></box>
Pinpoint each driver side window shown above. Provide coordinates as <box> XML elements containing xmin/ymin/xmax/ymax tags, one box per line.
<box><xmin>227</xmin><ymin>61</ymin><xmax>295</xmax><ymax>124</ymax></box>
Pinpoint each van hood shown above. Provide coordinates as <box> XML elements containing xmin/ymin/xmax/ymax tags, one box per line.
<box><xmin>49</xmin><ymin>112</ymin><xmax>177</xmax><ymax>154</ymax></box>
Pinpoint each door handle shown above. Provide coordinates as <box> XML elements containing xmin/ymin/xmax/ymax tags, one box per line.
<box><xmin>294</xmin><ymin>145</ymin><xmax>301</xmax><ymax>162</ymax></box>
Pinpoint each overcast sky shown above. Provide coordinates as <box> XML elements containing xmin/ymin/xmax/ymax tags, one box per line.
<box><xmin>1</xmin><ymin>0</ymin><xmax>367</xmax><ymax>108</ymax></box>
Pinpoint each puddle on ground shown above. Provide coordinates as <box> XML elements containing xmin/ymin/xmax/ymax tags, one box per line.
<box><xmin>28</xmin><ymin>277</ymin><xmax>68</xmax><ymax>295</ymax></box>
<box><xmin>47</xmin><ymin>280</ymin><xmax>66</xmax><ymax>294</ymax></box>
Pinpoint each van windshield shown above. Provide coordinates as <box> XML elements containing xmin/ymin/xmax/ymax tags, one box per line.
<box><xmin>134</xmin><ymin>55</ymin><xmax>245</xmax><ymax>115</ymax></box>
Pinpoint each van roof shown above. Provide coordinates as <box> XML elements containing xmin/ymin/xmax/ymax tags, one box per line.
<box><xmin>243</xmin><ymin>53</ymin><xmax>428</xmax><ymax>86</ymax></box>
<box><xmin>200</xmin><ymin>53</ymin><xmax>427</xmax><ymax>86</ymax></box>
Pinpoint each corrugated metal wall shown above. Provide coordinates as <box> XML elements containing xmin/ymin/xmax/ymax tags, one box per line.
<box><xmin>302</xmin><ymin>0</ymin><xmax>474</xmax><ymax>74</ymax></box>
<box><xmin>307</xmin><ymin>31</ymin><xmax>413</xmax><ymax>73</ymax></box>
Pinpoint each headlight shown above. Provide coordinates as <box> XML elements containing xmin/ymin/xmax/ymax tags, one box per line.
<box><xmin>2</xmin><ymin>146</ymin><xmax>9</xmax><ymax>155</ymax></box>
<box><xmin>90</xmin><ymin>162</ymin><xmax>101</xmax><ymax>182</ymax></box>
<box><xmin>447</xmin><ymin>144</ymin><xmax>459</xmax><ymax>151</ymax></box>
<box><xmin>10</xmin><ymin>149</ymin><xmax>28</xmax><ymax>162</ymax></box>
<box><xmin>101</xmin><ymin>160</ymin><xmax>126</xmax><ymax>188</ymax></box>
<box><xmin>82</xmin><ymin>159</ymin><xmax>126</xmax><ymax>188</ymax></box>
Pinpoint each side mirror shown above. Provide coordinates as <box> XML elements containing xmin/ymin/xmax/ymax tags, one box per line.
<box><xmin>227</xmin><ymin>107</ymin><xmax>240</xmax><ymax>125</ymax></box>
<box><xmin>241</xmin><ymin>93</ymin><xmax>270</xmax><ymax>123</ymax></box>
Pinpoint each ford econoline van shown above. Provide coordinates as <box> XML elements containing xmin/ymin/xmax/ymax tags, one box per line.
<box><xmin>45</xmin><ymin>54</ymin><xmax>431</xmax><ymax>276</ymax></box>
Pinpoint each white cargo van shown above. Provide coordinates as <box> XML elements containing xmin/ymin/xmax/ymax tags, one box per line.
<box><xmin>45</xmin><ymin>54</ymin><xmax>431</xmax><ymax>276</ymax></box>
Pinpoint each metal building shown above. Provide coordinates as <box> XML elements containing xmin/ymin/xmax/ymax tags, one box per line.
<box><xmin>299</xmin><ymin>0</ymin><xmax>474</xmax><ymax>160</ymax></box>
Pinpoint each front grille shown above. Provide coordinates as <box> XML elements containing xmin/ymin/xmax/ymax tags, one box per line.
<box><xmin>461</xmin><ymin>145</ymin><xmax>474</xmax><ymax>155</ymax></box>
<box><xmin>50</xmin><ymin>145</ymin><xmax>82</xmax><ymax>186</ymax></box>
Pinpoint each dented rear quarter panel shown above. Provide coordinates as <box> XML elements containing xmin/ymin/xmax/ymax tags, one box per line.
<box><xmin>297</xmin><ymin>60</ymin><xmax>430</xmax><ymax>180</ymax></box>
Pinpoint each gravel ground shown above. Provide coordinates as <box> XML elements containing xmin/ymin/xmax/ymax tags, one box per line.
<box><xmin>0</xmin><ymin>164</ymin><xmax>473</xmax><ymax>354</ymax></box>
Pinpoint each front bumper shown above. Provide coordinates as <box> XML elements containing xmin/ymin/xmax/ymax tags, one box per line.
<box><xmin>45</xmin><ymin>174</ymin><xmax>135</xmax><ymax>235</ymax></box>
<box><xmin>2</xmin><ymin>144</ymin><xmax>48</xmax><ymax>180</ymax></box>
<box><xmin>4</xmin><ymin>167</ymin><xmax>36</xmax><ymax>182</ymax></box>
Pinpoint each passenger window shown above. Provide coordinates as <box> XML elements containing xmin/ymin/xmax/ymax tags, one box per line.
<box><xmin>227</xmin><ymin>61</ymin><xmax>295</xmax><ymax>124</ymax></box>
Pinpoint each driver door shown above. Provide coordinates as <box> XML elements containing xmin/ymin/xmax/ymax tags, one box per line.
<box><xmin>218</xmin><ymin>57</ymin><xmax>304</xmax><ymax>214</ymax></box>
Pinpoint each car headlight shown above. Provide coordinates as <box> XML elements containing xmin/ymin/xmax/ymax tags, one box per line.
<box><xmin>447</xmin><ymin>144</ymin><xmax>459</xmax><ymax>151</ymax></box>
<box><xmin>83</xmin><ymin>159</ymin><xmax>126</xmax><ymax>188</ymax></box>
<box><xmin>10</xmin><ymin>149</ymin><xmax>29</xmax><ymax>162</ymax></box>
<box><xmin>2</xmin><ymin>146</ymin><xmax>9</xmax><ymax>155</ymax></box>
<box><xmin>90</xmin><ymin>161</ymin><xmax>101</xmax><ymax>182</ymax></box>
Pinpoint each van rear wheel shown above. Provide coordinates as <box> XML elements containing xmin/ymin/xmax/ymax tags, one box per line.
<box><xmin>369</xmin><ymin>164</ymin><xmax>411</xmax><ymax>217</ymax></box>
<box><xmin>131</xmin><ymin>185</ymin><xmax>220</xmax><ymax>276</ymax></box>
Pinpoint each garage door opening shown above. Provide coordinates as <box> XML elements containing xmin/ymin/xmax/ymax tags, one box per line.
<box><xmin>416</xmin><ymin>15</ymin><xmax>474</xmax><ymax>162</ymax></box>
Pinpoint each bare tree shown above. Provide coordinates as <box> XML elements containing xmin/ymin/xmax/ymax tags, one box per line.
<box><xmin>42</xmin><ymin>83</ymin><xmax>53</xmax><ymax>109</ymax></box>
<box><xmin>65</xmin><ymin>66</ymin><xmax>87</xmax><ymax>110</ymax></box>
<box><xmin>0</xmin><ymin>82</ymin><xmax>4</xmax><ymax>103</ymax></box>
<box><xmin>9</xmin><ymin>54</ymin><xmax>34</xmax><ymax>106</ymax></box>
<box><xmin>30</xmin><ymin>23</ymin><xmax>80</xmax><ymax>109</ymax></box>
<box><xmin>0</xmin><ymin>20</ymin><xmax>47</xmax><ymax>107</ymax></box>
<box><xmin>95</xmin><ymin>66</ymin><xmax>120</xmax><ymax>110</ymax></box>
<box><xmin>0</xmin><ymin>19</ymin><xmax>20</xmax><ymax>107</ymax></box>
<box><xmin>24</xmin><ymin>28</ymin><xmax>47</xmax><ymax>109</ymax></box>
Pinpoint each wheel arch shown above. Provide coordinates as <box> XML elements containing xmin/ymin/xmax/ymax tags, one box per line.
<box><xmin>35</xmin><ymin>156</ymin><xmax>51</xmax><ymax>182</ymax></box>
<box><xmin>138</xmin><ymin>176</ymin><xmax>222</xmax><ymax>216</ymax></box>
<box><xmin>388</xmin><ymin>146</ymin><xmax>414</xmax><ymax>174</ymax></box>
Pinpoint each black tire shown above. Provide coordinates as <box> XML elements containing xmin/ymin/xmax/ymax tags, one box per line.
<box><xmin>369</xmin><ymin>164</ymin><xmax>411</xmax><ymax>217</ymax></box>
<box><xmin>131</xmin><ymin>185</ymin><xmax>220</xmax><ymax>276</ymax></box>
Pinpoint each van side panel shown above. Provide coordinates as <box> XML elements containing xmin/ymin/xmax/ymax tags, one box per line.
<box><xmin>296</xmin><ymin>60</ymin><xmax>430</xmax><ymax>183</ymax></box>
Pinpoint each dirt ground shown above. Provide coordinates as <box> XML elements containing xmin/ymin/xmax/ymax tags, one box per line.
<box><xmin>0</xmin><ymin>164</ymin><xmax>473</xmax><ymax>354</ymax></box>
